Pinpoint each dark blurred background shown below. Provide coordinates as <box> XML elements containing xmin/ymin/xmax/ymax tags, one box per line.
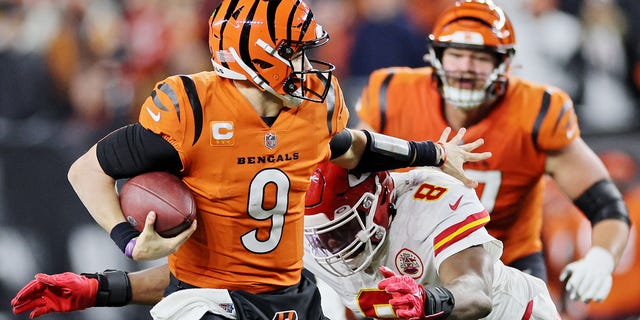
<box><xmin>0</xmin><ymin>0</ymin><xmax>639</xmax><ymax>319</ymax></box>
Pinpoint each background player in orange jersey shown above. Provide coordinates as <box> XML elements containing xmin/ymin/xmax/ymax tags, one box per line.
<box><xmin>541</xmin><ymin>150</ymin><xmax>640</xmax><ymax>319</ymax></box>
<box><xmin>356</xmin><ymin>0</ymin><xmax>630</xmax><ymax>304</ymax></box>
<box><xmin>40</xmin><ymin>0</ymin><xmax>491</xmax><ymax>319</ymax></box>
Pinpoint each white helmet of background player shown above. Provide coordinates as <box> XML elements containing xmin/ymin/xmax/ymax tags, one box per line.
<box><xmin>304</xmin><ymin>162</ymin><xmax>394</xmax><ymax>277</ymax></box>
<box><xmin>428</xmin><ymin>0</ymin><xmax>516</xmax><ymax>109</ymax></box>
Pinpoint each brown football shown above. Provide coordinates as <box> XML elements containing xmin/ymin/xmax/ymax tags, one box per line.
<box><xmin>119</xmin><ymin>172</ymin><xmax>196</xmax><ymax>238</ymax></box>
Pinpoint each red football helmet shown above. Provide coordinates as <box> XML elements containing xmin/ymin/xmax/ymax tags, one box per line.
<box><xmin>304</xmin><ymin>162</ymin><xmax>394</xmax><ymax>277</ymax></box>
<box><xmin>208</xmin><ymin>0</ymin><xmax>334</xmax><ymax>107</ymax></box>
<box><xmin>428</xmin><ymin>0</ymin><xmax>516</xmax><ymax>109</ymax></box>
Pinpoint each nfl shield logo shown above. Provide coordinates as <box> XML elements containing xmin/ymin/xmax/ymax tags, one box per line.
<box><xmin>265</xmin><ymin>133</ymin><xmax>277</xmax><ymax>149</ymax></box>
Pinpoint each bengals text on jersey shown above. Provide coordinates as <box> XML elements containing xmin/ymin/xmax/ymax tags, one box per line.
<box><xmin>139</xmin><ymin>71</ymin><xmax>348</xmax><ymax>293</ymax></box>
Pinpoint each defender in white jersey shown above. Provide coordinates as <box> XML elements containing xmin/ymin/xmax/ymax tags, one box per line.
<box><xmin>304</xmin><ymin>162</ymin><xmax>560</xmax><ymax>320</ymax></box>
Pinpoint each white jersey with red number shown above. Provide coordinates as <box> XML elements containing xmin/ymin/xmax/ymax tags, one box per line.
<box><xmin>304</xmin><ymin>168</ymin><xmax>559</xmax><ymax>320</ymax></box>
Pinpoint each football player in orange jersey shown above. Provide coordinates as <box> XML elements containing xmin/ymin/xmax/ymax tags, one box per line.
<box><xmin>11</xmin><ymin>163</ymin><xmax>562</xmax><ymax>320</ymax></box>
<box><xmin>23</xmin><ymin>0</ymin><xmax>490</xmax><ymax>319</ymax></box>
<box><xmin>356</xmin><ymin>0</ymin><xmax>630</xmax><ymax>304</ymax></box>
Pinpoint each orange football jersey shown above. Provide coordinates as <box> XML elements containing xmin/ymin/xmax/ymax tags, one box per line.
<box><xmin>139</xmin><ymin>71</ymin><xmax>348</xmax><ymax>293</ymax></box>
<box><xmin>358</xmin><ymin>67</ymin><xmax>579</xmax><ymax>264</ymax></box>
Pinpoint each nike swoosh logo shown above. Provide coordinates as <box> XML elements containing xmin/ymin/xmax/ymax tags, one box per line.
<box><xmin>449</xmin><ymin>195</ymin><xmax>463</xmax><ymax>211</ymax></box>
<box><xmin>566</xmin><ymin>127</ymin><xmax>576</xmax><ymax>139</ymax></box>
<box><xmin>146</xmin><ymin>106</ymin><xmax>161</xmax><ymax>122</ymax></box>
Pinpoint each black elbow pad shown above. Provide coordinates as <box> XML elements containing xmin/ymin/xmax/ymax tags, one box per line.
<box><xmin>574</xmin><ymin>179</ymin><xmax>631</xmax><ymax>226</ymax></box>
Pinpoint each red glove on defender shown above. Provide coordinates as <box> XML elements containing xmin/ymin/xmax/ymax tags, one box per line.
<box><xmin>378</xmin><ymin>266</ymin><xmax>428</xmax><ymax>319</ymax></box>
<box><xmin>379</xmin><ymin>266</ymin><xmax>454</xmax><ymax>320</ymax></box>
<box><xmin>11</xmin><ymin>272</ymin><xmax>98</xmax><ymax>319</ymax></box>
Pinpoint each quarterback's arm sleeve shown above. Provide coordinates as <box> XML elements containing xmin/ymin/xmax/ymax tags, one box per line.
<box><xmin>352</xmin><ymin>130</ymin><xmax>440</xmax><ymax>173</ymax></box>
<box><xmin>96</xmin><ymin>123</ymin><xmax>183</xmax><ymax>179</ymax></box>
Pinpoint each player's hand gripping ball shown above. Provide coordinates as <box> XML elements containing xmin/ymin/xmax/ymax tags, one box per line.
<box><xmin>119</xmin><ymin>172</ymin><xmax>196</xmax><ymax>237</ymax></box>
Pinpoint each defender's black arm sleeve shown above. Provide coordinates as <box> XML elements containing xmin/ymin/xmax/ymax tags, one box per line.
<box><xmin>96</xmin><ymin>123</ymin><xmax>182</xmax><ymax>180</ymax></box>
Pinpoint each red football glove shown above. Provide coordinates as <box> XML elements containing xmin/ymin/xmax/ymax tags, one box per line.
<box><xmin>378</xmin><ymin>266</ymin><xmax>427</xmax><ymax>320</ymax></box>
<box><xmin>11</xmin><ymin>272</ymin><xmax>99</xmax><ymax>319</ymax></box>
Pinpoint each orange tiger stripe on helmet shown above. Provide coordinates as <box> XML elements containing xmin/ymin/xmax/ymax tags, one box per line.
<box><xmin>430</xmin><ymin>0</ymin><xmax>516</xmax><ymax>54</ymax></box>
<box><xmin>208</xmin><ymin>0</ymin><xmax>333</xmax><ymax>105</ymax></box>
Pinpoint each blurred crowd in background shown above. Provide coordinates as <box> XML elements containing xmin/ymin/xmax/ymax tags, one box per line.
<box><xmin>0</xmin><ymin>0</ymin><xmax>639</xmax><ymax>319</ymax></box>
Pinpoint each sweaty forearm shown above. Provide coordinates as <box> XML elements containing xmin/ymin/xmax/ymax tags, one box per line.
<box><xmin>445</xmin><ymin>275</ymin><xmax>492</xmax><ymax>320</ymax></box>
<box><xmin>571</xmin><ymin>178</ymin><xmax>630</xmax><ymax>265</ymax></box>
<box><xmin>591</xmin><ymin>219</ymin><xmax>630</xmax><ymax>265</ymax></box>
<box><xmin>85</xmin><ymin>264</ymin><xmax>169</xmax><ymax>306</ymax></box>
<box><xmin>129</xmin><ymin>264</ymin><xmax>170</xmax><ymax>304</ymax></box>
<box><xmin>438</xmin><ymin>246</ymin><xmax>494</xmax><ymax>319</ymax></box>
<box><xmin>68</xmin><ymin>145</ymin><xmax>126</xmax><ymax>232</ymax></box>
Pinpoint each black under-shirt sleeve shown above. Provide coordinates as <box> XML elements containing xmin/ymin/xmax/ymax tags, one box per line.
<box><xmin>96</xmin><ymin>123</ymin><xmax>182</xmax><ymax>179</ymax></box>
<box><xmin>329</xmin><ymin>129</ymin><xmax>353</xmax><ymax>160</ymax></box>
